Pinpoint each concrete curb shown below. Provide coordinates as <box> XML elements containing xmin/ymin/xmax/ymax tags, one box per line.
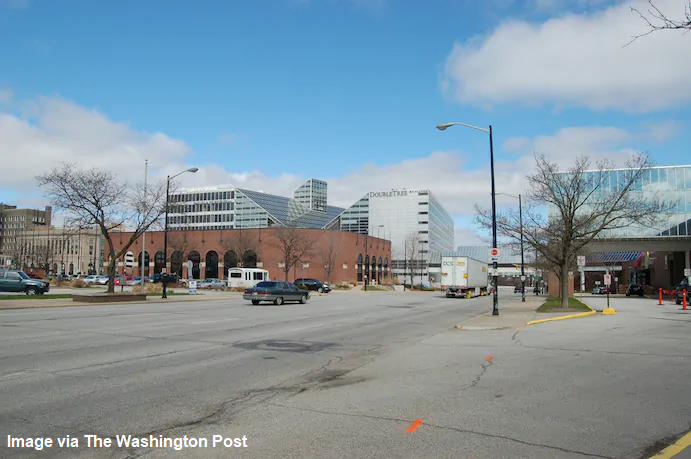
<box><xmin>526</xmin><ymin>309</ymin><xmax>597</xmax><ymax>325</ymax></box>
<box><xmin>0</xmin><ymin>295</ymin><xmax>238</xmax><ymax>311</ymax></box>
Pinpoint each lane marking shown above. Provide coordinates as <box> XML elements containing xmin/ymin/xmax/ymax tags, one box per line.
<box><xmin>649</xmin><ymin>431</ymin><xmax>691</xmax><ymax>458</ymax></box>
<box><xmin>407</xmin><ymin>419</ymin><xmax>423</xmax><ymax>433</ymax></box>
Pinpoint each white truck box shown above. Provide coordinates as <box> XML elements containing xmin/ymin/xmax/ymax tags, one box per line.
<box><xmin>442</xmin><ymin>256</ymin><xmax>489</xmax><ymax>298</ymax></box>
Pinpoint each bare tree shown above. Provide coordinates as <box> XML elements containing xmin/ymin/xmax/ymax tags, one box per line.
<box><xmin>403</xmin><ymin>231</ymin><xmax>422</xmax><ymax>288</ymax></box>
<box><xmin>220</xmin><ymin>229</ymin><xmax>256</xmax><ymax>267</ymax></box>
<box><xmin>167</xmin><ymin>231</ymin><xmax>200</xmax><ymax>277</ymax></box>
<box><xmin>627</xmin><ymin>0</ymin><xmax>691</xmax><ymax>45</ymax></box>
<box><xmin>475</xmin><ymin>152</ymin><xmax>664</xmax><ymax>308</ymax></box>
<box><xmin>319</xmin><ymin>231</ymin><xmax>341</xmax><ymax>283</ymax></box>
<box><xmin>36</xmin><ymin>163</ymin><xmax>167</xmax><ymax>293</ymax></box>
<box><xmin>273</xmin><ymin>226</ymin><xmax>315</xmax><ymax>281</ymax></box>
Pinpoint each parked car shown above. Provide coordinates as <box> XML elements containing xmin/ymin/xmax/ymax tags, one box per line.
<box><xmin>294</xmin><ymin>278</ymin><xmax>331</xmax><ymax>293</ymax></box>
<box><xmin>0</xmin><ymin>269</ymin><xmax>51</xmax><ymax>295</ymax></box>
<box><xmin>95</xmin><ymin>275</ymin><xmax>109</xmax><ymax>285</ymax></box>
<box><xmin>514</xmin><ymin>285</ymin><xmax>524</xmax><ymax>293</ymax></box>
<box><xmin>126</xmin><ymin>277</ymin><xmax>143</xmax><ymax>286</ymax></box>
<box><xmin>592</xmin><ymin>286</ymin><xmax>612</xmax><ymax>294</ymax></box>
<box><xmin>150</xmin><ymin>273</ymin><xmax>180</xmax><ymax>284</ymax></box>
<box><xmin>198</xmin><ymin>278</ymin><xmax>226</xmax><ymax>290</ymax></box>
<box><xmin>243</xmin><ymin>281</ymin><xmax>309</xmax><ymax>305</ymax></box>
<box><xmin>675</xmin><ymin>283</ymin><xmax>689</xmax><ymax>305</ymax></box>
<box><xmin>113</xmin><ymin>275</ymin><xmax>133</xmax><ymax>286</ymax></box>
<box><xmin>83</xmin><ymin>275</ymin><xmax>99</xmax><ymax>284</ymax></box>
<box><xmin>625</xmin><ymin>284</ymin><xmax>645</xmax><ymax>297</ymax></box>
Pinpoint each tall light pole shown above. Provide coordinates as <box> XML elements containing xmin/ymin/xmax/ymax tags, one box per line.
<box><xmin>162</xmin><ymin>167</ymin><xmax>199</xmax><ymax>299</ymax></box>
<box><xmin>497</xmin><ymin>192</ymin><xmax>525</xmax><ymax>302</ymax></box>
<box><xmin>437</xmin><ymin>121</ymin><xmax>499</xmax><ymax>315</ymax></box>
<box><xmin>141</xmin><ymin>159</ymin><xmax>148</xmax><ymax>290</ymax></box>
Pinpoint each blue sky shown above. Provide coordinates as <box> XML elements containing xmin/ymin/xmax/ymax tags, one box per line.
<box><xmin>1</xmin><ymin>0</ymin><xmax>689</xmax><ymax>244</ymax></box>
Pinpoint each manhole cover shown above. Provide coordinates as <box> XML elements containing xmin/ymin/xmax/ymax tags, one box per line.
<box><xmin>234</xmin><ymin>340</ymin><xmax>339</xmax><ymax>353</ymax></box>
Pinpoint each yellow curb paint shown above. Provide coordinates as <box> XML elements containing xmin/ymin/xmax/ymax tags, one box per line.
<box><xmin>602</xmin><ymin>307</ymin><xmax>616</xmax><ymax>315</ymax></box>
<box><xmin>648</xmin><ymin>430</ymin><xmax>691</xmax><ymax>458</ymax></box>
<box><xmin>526</xmin><ymin>310</ymin><xmax>597</xmax><ymax>325</ymax></box>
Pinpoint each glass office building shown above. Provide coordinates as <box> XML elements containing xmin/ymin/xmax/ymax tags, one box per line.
<box><xmin>167</xmin><ymin>179</ymin><xmax>345</xmax><ymax>231</ymax></box>
<box><xmin>330</xmin><ymin>188</ymin><xmax>455</xmax><ymax>281</ymax></box>
<box><xmin>557</xmin><ymin>165</ymin><xmax>691</xmax><ymax>238</ymax></box>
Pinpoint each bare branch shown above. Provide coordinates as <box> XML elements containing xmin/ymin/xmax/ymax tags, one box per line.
<box><xmin>219</xmin><ymin>229</ymin><xmax>256</xmax><ymax>268</ymax></box>
<box><xmin>319</xmin><ymin>231</ymin><xmax>341</xmax><ymax>284</ymax></box>
<box><xmin>475</xmin><ymin>152</ymin><xmax>666</xmax><ymax>307</ymax></box>
<box><xmin>36</xmin><ymin>163</ymin><xmax>168</xmax><ymax>292</ymax></box>
<box><xmin>272</xmin><ymin>227</ymin><xmax>316</xmax><ymax>281</ymax></box>
<box><xmin>626</xmin><ymin>0</ymin><xmax>691</xmax><ymax>46</ymax></box>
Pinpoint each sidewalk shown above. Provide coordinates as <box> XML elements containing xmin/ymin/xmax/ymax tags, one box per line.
<box><xmin>0</xmin><ymin>291</ymin><xmax>243</xmax><ymax>311</ymax></box>
<box><xmin>455</xmin><ymin>294</ymin><xmax>579</xmax><ymax>330</ymax></box>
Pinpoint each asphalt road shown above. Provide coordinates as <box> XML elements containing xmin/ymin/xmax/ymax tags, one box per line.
<box><xmin>1</xmin><ymin>292</ymin><xmax>690</xmax><ymax>459</ymax></box>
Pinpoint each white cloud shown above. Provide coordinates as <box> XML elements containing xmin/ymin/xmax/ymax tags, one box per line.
<box><xmin>0</xmin><ymin>95</ymin><xmax>190</xmax><ymax>192</ymax></box>
<box><xmin>455</xmin><ymin>225</ymin><xmax>489</xmax><ymax>247</ymax></box>
<box><xmin>2</xmin><ymin>94</ymin><xmax>674</xmax><ymax>244</ymax></box>
<box><xmin>500</xmin><ymin>122</ymin><xmax>679</xmax><ymax>171</ymax></box>
<box><xmin>442</xmin><ymin>0</ymin><xmax>691</xmax><ymax>112</ymax></box>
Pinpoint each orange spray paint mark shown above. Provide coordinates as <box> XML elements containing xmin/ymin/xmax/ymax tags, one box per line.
<box><xmin>407</xmin><ymin>419</ymin><xmax>423</xmax><ymax>432</ymax></box>
<box><xmin>486</xmin><ymin>355</ymin><xmax>492</xmax><ymax>361</ymax></box>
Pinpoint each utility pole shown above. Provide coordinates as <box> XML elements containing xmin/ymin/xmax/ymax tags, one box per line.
<box><xmin>519</xmin><ymin>193</ymin><xmax>525</xmax><ymax>302</ymax></box>
<box><xmin>141</xmin><ymin>159</ymin><xmax>148</xmax><ymax>290</ymax></box>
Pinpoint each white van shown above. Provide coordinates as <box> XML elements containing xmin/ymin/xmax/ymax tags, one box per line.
<box><xmin>227</xmin><ymin>268</ymin><xmax>270</xmax><ymax>289</ymax></box>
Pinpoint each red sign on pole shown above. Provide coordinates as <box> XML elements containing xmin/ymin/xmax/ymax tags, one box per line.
<box><xmin>491</xmin><ymin>249</ymin><xmax>498</xmax><ymax>256</ymax></box>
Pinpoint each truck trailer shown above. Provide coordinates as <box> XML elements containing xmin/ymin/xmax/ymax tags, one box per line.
<box><xmin>442</xmin><ymin>256</ymin><xmax>489</xmax><ymax>298</ymax></box>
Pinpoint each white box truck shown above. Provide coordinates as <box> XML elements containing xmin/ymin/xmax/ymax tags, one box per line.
<box><xmin>442</xmin><ymin>256</ymin><xmax>489</xmax><ymax>298</ymax></box>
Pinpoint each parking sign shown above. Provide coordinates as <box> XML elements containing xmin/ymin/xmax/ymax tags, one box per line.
<box><xmin>604</xmin><ymin>274</ymin><xmax>612</xmax><ymax>285</ymax></box>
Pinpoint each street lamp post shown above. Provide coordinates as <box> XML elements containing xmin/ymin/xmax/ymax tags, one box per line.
<box><xmin>141</xmin><ymin>159</ymin><xmax>148</xmax><ymax>291</ymax></box>
<box><xmin>437</xmin><ymin>122</ymin><xmax>499</xmax><ymax>315</ymax></box>
<box><xmin>162</xmin><ymin>167</ymin><xmax>198</xmax><ymax>299</ymax></box>
<box><xmin>519</xmin><ymin>194</ymin><xmax>525</xmax><ymax>302</ymax></box>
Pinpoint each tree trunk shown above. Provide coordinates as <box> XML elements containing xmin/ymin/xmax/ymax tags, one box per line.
<box><xmin>560</xmin><ymin>263</ymin><xmax>569</xmax><ymax>308</ymax></box>
<box><xmin>107</xmin><ymin>257</ymin><xmax>116</xmax><ymax>293</ymax></box>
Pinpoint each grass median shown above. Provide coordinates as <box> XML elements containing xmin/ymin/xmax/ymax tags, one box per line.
<box><xmin>362</xmin><ymin>285</ymin><xmax>391</xmax><ymax>292</ymax></box>
<box><xmin>0</xmin><ymin>292</ymin><xmax>190</xmax><ymax>300</ymax></box>
<box><xmin>537</xmin><ymin>297</ymin><xmax>591</xmax><ymax>313</ymax></box>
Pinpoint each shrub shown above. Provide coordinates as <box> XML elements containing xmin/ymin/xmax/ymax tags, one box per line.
<box><xmin>335</xmin><ymin>283</ymin><xmax>351</xmax><ymax>290</ymax></box>
<box><xmin>72</xmin><ymin>279</ymin><xmax>87</xmax><ymax>288</ymax></box>
<box><xmin>132</xmin><ymin>283</ymin><xmax>167</xmax><ymax>293</ymax></box>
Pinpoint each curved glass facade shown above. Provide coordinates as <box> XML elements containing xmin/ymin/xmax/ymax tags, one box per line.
<box><xmin>554</xmin><ymin>165</ymin><xmax>691</xmax><ymax>238</ymax></box>
<box><xmin>167</xmin><ymin>179</ymin><xmax>345</xmax><ymax>231</ymax></box>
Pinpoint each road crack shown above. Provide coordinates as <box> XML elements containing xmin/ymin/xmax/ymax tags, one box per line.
<box><xmin>263</xmin><ymin>402</ymin><xmax>618</xmax><ymax>458</ymax></box>
<box><xmin>462</xmin><ymin>359</ymin><xmax>493</xmax><ymax>389</ymax></box>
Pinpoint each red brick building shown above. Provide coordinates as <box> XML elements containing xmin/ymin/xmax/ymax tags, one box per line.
<box><xmin>106</xmin><ymin>228</ymin><xmax>392</xmax><ymax>285</ymax></box>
